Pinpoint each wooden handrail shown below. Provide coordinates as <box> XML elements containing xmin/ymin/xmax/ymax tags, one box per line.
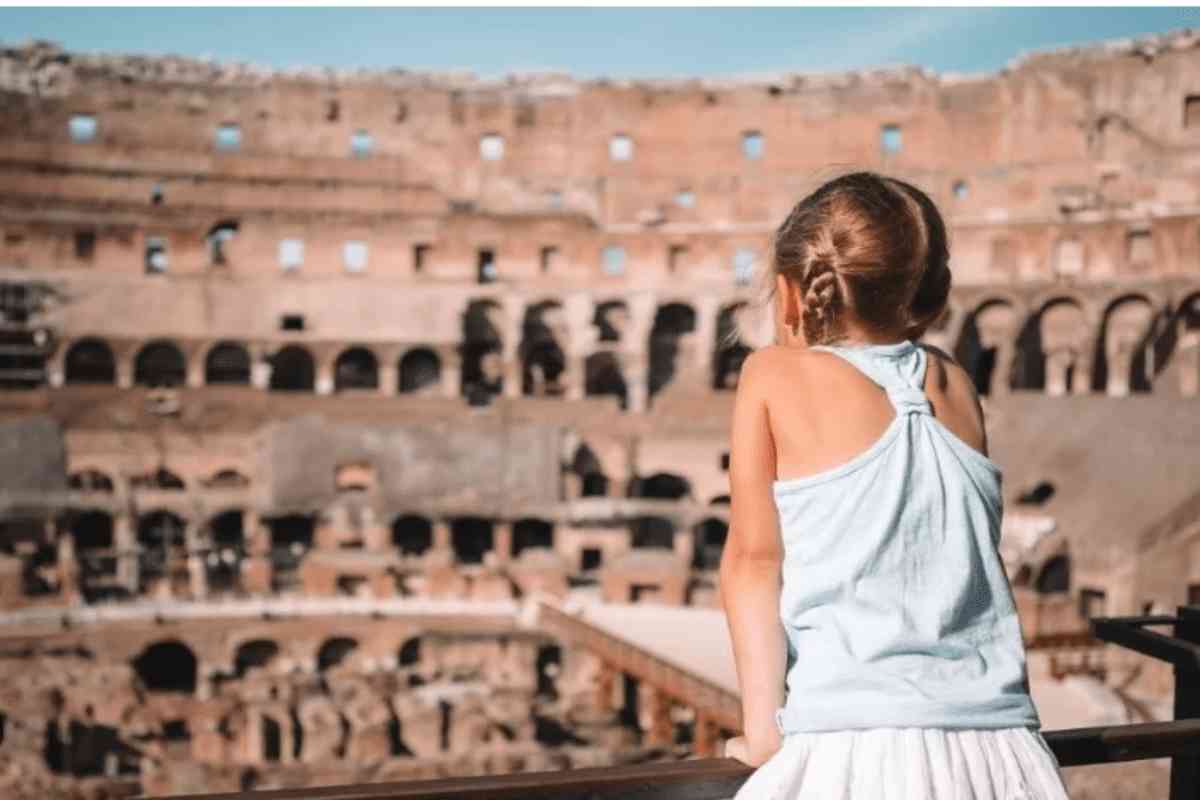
<box><xmin>143</xmin><ymin>719</ymin><xmax>1200</xmax><ymax>800</ymax></box>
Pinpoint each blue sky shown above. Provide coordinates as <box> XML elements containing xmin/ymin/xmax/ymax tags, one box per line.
<box><xmin>1</xmin><ymin>7</ymin><xmax>1197</xmax><ymax>78</ymax></box>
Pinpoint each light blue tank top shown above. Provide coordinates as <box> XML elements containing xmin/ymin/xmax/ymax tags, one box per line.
<box><xmin>772</xmin><ymin>338</ymin><xmax>1041</xmax><ymax>735</ymax></box>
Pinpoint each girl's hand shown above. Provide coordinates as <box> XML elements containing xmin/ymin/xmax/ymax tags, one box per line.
<box><xmin>723</xmin><ymin>734</ymin><xmax>780</xmax><ymax>767</ymax></box>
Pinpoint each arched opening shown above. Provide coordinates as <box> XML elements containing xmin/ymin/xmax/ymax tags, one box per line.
<box><xmin>692</xmin><ymin>518</ymin><xmax>727</xmax><ymax>570</ymax></box>
<box><xmin>391</xmin><ymin>515</ymin><xmax>432</xmax><ymax>556</ymax></box>
<box><xmin>317</xmin><ymin>637</ymin><xmax>358</xmax><ymax>672</ymax></box>
<box><xmin>593</xmin><ymin>301</ymin><xmax>628</xmax><ymax>343</ymax></box>
<box><xmin>633</xmin><ymin>472</ymin><xmax>692</xmax><ymax>501</ymax></box>
<box><xmin>584</xmin><ymin>352</ymin><xmax>627</xmax><ymax>409</ymax></box>
<box><xmin>71</xmin><ymin>511</ymin><xmax>116</xmax><ymax>602</ymax></box>
<box><xmin>205</xmin><ymin>342</ymin><xmax>251</xmax><ymax>385</ymax></box>
<box><xmin>713</xmin><ymin>304</ymin><xmax>751</xmax><ymax>390</ymax></box>
<box><xmin>136</xmin><ymin>511</ymin><xmax>186</xmax><ymax>593</ymax></box>
<box><xmin>132</xmin><ymin>640</ymin><xmax>197</xmax><ymax>694</ymax></box>
<box><xmin>631</xmin><ymin>516</ymin><xmax>674</xmax><ymax>549</ymax></box>
<box><xmin>398</xmin><ymin>349</ymin><xmax>441</xmax><ymax>394</ymax></box>
<box><xmin>569</xmin><ymin>444</ymin><xmax>609</xmax><ymax>498</ymax></box>
<box><xmin>262</xmin><ymin>716</ymin><xmax>282</xmax><ymax>762</ymax></box>
<box><xmin>1011</xmin><ymin>300</ymin><xmax>1087</xmax><ymax>394</ymax></box>
<box><xmin>461</xmin><ymin>300</ymin><xmax>503</xmax><ymax>402</ymax></box>
<box><xmin>234</xmin><ymin>639</ymin><xmax>280</xmax><ymax>678</ymax></box>
<box><xmin>513</xmin><ymin>518</ymin><xmax>554</xmax><ymax>557</ymax></box>
<box><xmin>648</xmin><ymin>303</ymin><xmax>696</xmax><ymax>399</ymax></box>
<box><xmin>206</xmin><ymin>220</ymin><xmax>239</xmax><ymax>266</ymax></box>
<box><xmin>520</xmin><ymin>301</ymin><xmax>566</xmax><ymax>396</ymax></box>
<box><xmin>398</xmin><ymin>637</ymin><xmax>422</xmax><ymax>667</ymax></box>
<box><xmin>451</xmin><ymin>517</ymin><xmax>493</xmax><ymax>564</ymax></box>
<box><xmin>334</xmin><ymin>347</ymin><xmax>379</xmax><ymax>392</ymax></box>
<box><xmin>1094</xmin><ymin>295</ymin><xmax>1156</xmax><ymax>396</ymax></box>
<box><xmin>536</xmin><ymin>644</ymin><xmax>562</xmax><ymax>699</ymax></box>
<box><xmin>954</xmin><ymin>301</ymin><xmax>1015</xmax><ymax>396</ymax></box>
<box><xmin>204</xmin><ymin>469</ymin><xmax>249</xmax><ymax>489</ymax></box>
<box><xmin>205</xmin><ymin>511</ymin><xmax>244</xmax><ymax>595</ymax></box>
<box><xmin>130</xmin><ymin>467</ymin><xmax>185</xmax><ymax>491</ymax></box>
<box><xmin>267</xmin><ymin>515</ymin><xmax>314</xmax><ymax>592</ymax></box>
<box><xmin>1035</xmin><ymin>554</ymin><xmax>1071</xmax><ymax>594</ymax></box>
<box><xmin>64</xmin><ymin>339</ymin><xmax>116</xmax><ymax>385</ymax></box>
<box><xmin>269</xmin><ymin>346</ymin><xmax>315</xmax><ymax>392</ymax></box>
<box><xmin>68</xmin><ymin>470</ymin><xmax>114</xmax><ymax>493</ymax></box>
<box><xmin>134</xmin><ymin>340</ymin><xmax>186</xmax><ymax>388</ymax></box>
<box><xmin>1017</xmin><ymin>481</ymin><xmax>1056</xmax><ymax>506</ymax></box>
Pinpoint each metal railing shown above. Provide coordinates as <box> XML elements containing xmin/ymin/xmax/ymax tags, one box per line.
<box><xmin>136</xmin><ymin>605</ymin><xmax>1200</xmax><ymax>800</ymax></box>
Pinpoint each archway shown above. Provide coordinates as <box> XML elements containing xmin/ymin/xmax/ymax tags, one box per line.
<box><xmin>398</xmin><ymin>349</ymin><xmax>441</xmax><ymax>394</ymax></box>
<box><xmin>132</xmin><ymin>641</ymin><xmax>197</xmax><ymax>693</ymax></box>
<box><xmin>692</xmin><ymin>518</ymin><xmax>727</xmax><ymax>570</ymax></box>
<box><xmin>451</xmin><ymin>517</ymin><xmax>493</xmax><ymax>564</ymax></box>
<box><xmin>954</xmin><ymin>300</ymin><xmax>1015</xmax><ymax>396</ymax></box>
<box><xmin>520</xmin><ymin>301</ymin><xmax>566</xmax><ymax>396</ymax></box>
<box><xmin>569</xmin><ymin>444</ymin><xmax>609</xmax><ymax>498</ymax></box>
<box><xmin>134</xmin><ymin>340</ymin><xmax>186</xmax><ymax>388</ymax></box>
<box><xmin>631</xmin><ymin>516</ymin><xmax>674</xmax><ymax>549</ymax></box>
<box><xmin>1035</xmin><ymin>554</ymin><xmax>1071</xmax><ymax>594</ymax></box>
<box><xmin>648</xmin><ymin>303</ymin><xmax>696</xmax><ymax>398</ymax></box>
<box><xmin>68</xmin><ymin>470</ymin><xmax>114</xmax><ymax>493</ymax></box>
<box><xmin>136</xmin><ymin>511</ymin><xmax>186</xmax><ymax>592</ymax></box>
<box><xmin>461</xmin><ymin>300</ymin><xmax>504</xmax><ymax>402</ymax></box>
<box><xmin>234</xmin><ymin>640</ymin><xmax>280</xmax><ymax>678</ymax></box>
<box><xmin>1094</xmin><ymin>295</ymin><xmax>1156</xmax><ymax>395</ymax></box>
<box><xmin>713</xmin><ymin>304</ymin><xmax>751</xmax><ymax>390</ymax></box>
<box><xmin>317</xmin><ymin>637</ymin><xmax>358</xmax><ymax>672</ymax></box>
<box><xmin>1011</xmin><ymin>299</ymin><xmax>1087</xmax><ymax>394</ymax></box>
<box><xmin>269</xmin><ymin>346</ymin><xmax>315</xmax><ymax>392</ymax></box>
<box><xmin>391</xmin><ymin>515</ymin><xmax>432</xmax><ymax>556</ymax></box>
<box><xmin>634</xmin><ymin>472</ymin><xmax>692</xmax><ymax>501</ymax></box>
<box><xmin>205</xmin><ymin>342</ymin><xmax>251</xmax><ymax>385</ymax></box>
<box><xmin>334</xmin><ymin>347</ymin><xmax>379</xmax><ymax>391</ymax></box>
<box><xmin>513</xmin><ymin>518</ymin><xmax>554</xmax><ymax>556</ymax></box>
<box><xmin>64</xmin><ymin>339</ymin><xmax>116</xmax><ymax>385</ymax></box>
<box><xmin>205</xmin><ymin>511</ymin><xmax>244</xmax><ymax>595</ymax></box>
<box><xmin>584</xmin><ymin>352</ymin><xmax>627</xmax><ymax>409</ymax></box>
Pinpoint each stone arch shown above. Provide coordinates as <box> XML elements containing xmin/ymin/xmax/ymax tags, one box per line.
<box><xmin>450</xmin><ymin>517</ymin><xmax>493</xmax><ymax>564</ymax></box>
<box><xmin>520</xmin><ymin>300</ymin><xmax>567</xmax><ymax>397</ymax></box>
<box><xmin>1035</xmin><ymin>554</ymin><xmax>1070</xmax><ymax>594</ymax></box>
<box><xmin>461</xmin><ymin>300</ymin><xmax>504</xmax><ymax>401</ymax></box>
<box><xmin>205</xmin><ymin>510</ymin><xmax>244</xmax><ymax>595</ymax></box>
<box><xmin>398</xmin><ymin>348</ymin><xmax>441</xmax><ymax>394</ymax></box>
<box><xmin>204</xmin><ymin>341</ymin><xmax>251</xmax><ymax>385</ymax></box>
<box><xmin>70</xmin><ymin>510</ymin><xmax>117</xmax><ymax>602</ymax></box>
<box><xmin>132</xmin><ymin>640</ymin><xmax>197</xmax><ymax>694</ymax></box>
<box><xmin>267</xmin><ymin>515</ymin><xmax>314</xmax><ymax>592</ymax></box>
<box><xmin>954</xmin><ymin>299</ymin><xmax>1017</xmax><ymax>396</ymax></box>
<box><xmin>648</xmin><ymin>302</ymin><xmax>697</xmax><ymax>399</ymax></box>
<box><xmin>584</xmin><ymin>351</ymin><xmax>626</xmax><ymax>409</ymax></box>
<box><xmin>1011</xmin><ymin>298</ymin><xmax>1089</xmax><ymax>394</ymax></box>
<box><xmin>568</xmin><ymin>443</ymin><xmax>609</xmax><ymax>498</ymax></box>
<box><xmin>398</xmin><ymin>636</ymin><xmax>422</xmax><ymax>667</ymax></box>
<box><xmin>391</xmin><ymin>515</ymin><xmax>432</xmax><ymax>556</ymax></box>
<box><xmin>513</xmin><ymin>518</ymin><xmax>554</xmax><ymax>557</ymax></box>
<box><xmin>204</xmin><ymin>469</ymin><xmax>250</xmax><ymax>489</ymax></box>
<box><xmin>233</xmin><ymin>639</ymin><xmax>280</xmax><ymax>678</ymax></box>
<box><xmin>593</xmin><ymin>300</ymin><xmax>628</xmax><ymax>343</ymax></box>
<box><xmin>317</xmin><ymin>637</ymin><xmax>358</xmax><ymax>672</ymax></box>
<box><xmin>134</xmin><ymin>339</ymin><xmax>186</xmax><ymax>388</ymax></box>
<box><xmin>1162</xmin><ymin>291</ymin><xmax>1200</xmax><ymax>396</ymax></box>
<box><xmin>68</xmin><ymin>469</ymin><xmax>114</xmax><ymax>492</ymax></box>
<box><xmin>334</xmin><ymin>346</ymin><xmax>379</xmax><ymax>392</ymax></box>
<box><xmin>63</xmin><ymin>338</ymin><xmax>116</xmax><ymax>385</ymax></box>
<box><xmin>269</xmin><ymin>345</ymin><xmax>315</xmax><ymax>392</ymax></box>
<box><xmin>137</xmin><ymin>510</ymin><xmax>187</xmax><ymax>593</ymax></box>
<box><xmin>692</xmin><ymin>517</ymin><xmax>727</xmax><ymax>570</ymax></box>
<box><xmin>713</xmin><ymin>303</ymin><xmax>751</xmax><ymax>390</ymax></box>
<box><xmin>1093</xmin><ymin>294</ymin><xmax>1157</xmax><ymax>395</ymax></box>
<box><xmin>130</xmin><ymin>467</ymin><xmax>185</xmax><ymax>491</ymax></box>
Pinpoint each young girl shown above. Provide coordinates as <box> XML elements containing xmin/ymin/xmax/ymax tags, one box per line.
<box><xmin>718</xmin><ymin>172</ymin><xmax>1070</xmax><ymax>798</ymax></box>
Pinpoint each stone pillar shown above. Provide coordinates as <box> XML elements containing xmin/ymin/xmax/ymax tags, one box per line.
<box><xmin>673</xmin><ymin>522</ymin><xmax>695</xmax><ymax>566</ymax></box>
<box><xmin>433</xmin><ymin>520</ymin><xmax>452</xmax><ymax>553</ymax></box>
<box><xmin>186</xmin><ymin>351</ymin><xmax>205</xmax><ymax>388</ymax></box>
<box><xmin>315</xmin><ymin>361</ymin><xmax>335</xmax><ymax>396</ymax></box>
<box><xmin>989</xmin><ymin>341</ymin><xmax>1015</xmax><ymax>398</ymax></box>
<box><xmin>1179</xmin><ymin>343</ymin><xmax>1200</xmax><ymax>397</ymax></box>
<box><xmin>441</xmin><ymin>351</ymin><xmax>462</xmax><ymax>398</ymax></box>
<box><xmin>692</xmin><ymin>296</ymin><xmax>720</xmax><ymax>370</ymax></box>
<box><xmin>501</xmin><ymin>358</ymin><xmax>522</xmax><ymax>398</ymax></box>
<box><xmin>1044</xmin><ymin>349</ymin><xmax>1073</xmax><ymax>397</ymax></box>
<box><xmin>624</xmin><ymin>360</ymin><xmax>649</xmax><ymax>414</ymax></box>
<box><xmin>56</xmin><ymin>523</ymin><xmax>81</xmax><ymax>605</ymax></box>
<box><xmin>250</xmin><ymin>345</ymin><xmax>273</xmax><ymax>390</ymax></box>
<box><xmin>114</xmin><ymin>512</ymin><xmax>138</xmax><ymax>594</ymax></box>
<box><xmin>693</xmin><ymin>709</ymin><xmax>719</xmax><ymax>758</ymax></box>
<box><xmin>116</xmin><ymin>357</ymin><xmax>135</xmax><ymax>390</ymax></box>
<box><xmin>621</xmin><ymin>292</ymin><xmax>656</xmax><ymax>414</ymax></box>
<box><xmin>493</xmin><ymin>521</ymin><xmax>512</xmax><ymax>564</ymax></box>
<box><xmin>638</xmin><ymin>684</ymin><xmax>674</xmax><ymax>747</ymax></box>
<box><xmin>595</xmin><ymin>660</ymin><xmax>618</xmax><ymax>713</ymax></box>
<box><xmin>379</xmin><ymin>363</ymin><xmax>398</xmax><ymax>396</ymax></box>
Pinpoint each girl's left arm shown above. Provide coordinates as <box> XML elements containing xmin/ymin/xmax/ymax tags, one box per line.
<box><xmin>718</xmin><ymin>349</ymin><xmax>787</xmax><ymax>766</ymax></box>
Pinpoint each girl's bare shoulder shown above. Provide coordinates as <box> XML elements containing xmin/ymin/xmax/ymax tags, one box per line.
<box><xmin>738</xmin><ymin>345</ymin><xmax>829</xmax><ymax>393</ymax></box>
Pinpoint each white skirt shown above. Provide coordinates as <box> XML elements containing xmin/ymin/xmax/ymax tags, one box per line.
<box><xmin>731</xmin><ymin>727</ymin><xmax>1071</xmax><ymax>800</ymax></box>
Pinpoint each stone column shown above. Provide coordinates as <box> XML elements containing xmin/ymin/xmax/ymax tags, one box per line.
<box><xmin>624</xmin><ymin>358</ymin><xmax>649</xmax><ymax>414</ymax></box>
<box><xmin>56</xmin><ymin>523</ymin><xmax>81</xmax><ymax>605</ymax></box>
<box><xmin>693</xmin><ymin>709</ymin><xmax>719</xmax><ymax>758</ymax></box>
<box><xmin>114</xmin><ymin>512</ymin><xmax>138</xmax><ymax>594</ymax></box>
<box><xmin>1044</xmin><ymin>349</ymin><xmax>1073</xmax><ymax>397</ymax></box>
<box><xmin>116</xmin><ymin>356</ymin><xmax>135</xmax><ymax>390</ymax></box>
<box><xmin>621</xmin><ymin>292</ymin><xmax>656</xmax><ymax>414</ymax></box>
<box><xmin>441</xmin><ymin>350</ymin><xmax>462</xmax><ymax>398</ymax></box>
<box><xmin>315</xmin><ymin>361</ymin><xmax>335</xmax><ymax>396</ymax></box>
<box><xmin>989</xmin><ymin>340</ymin><xmax>1016</xmax><ymax>398</ymax></box>
<box><xmin>637</xmin><ymin>684</ymin><xmax>674</xmax><ymax>747</ymax></box>
<box><xmin>595</xmin><ymin>660</ymin><xmax>618</xmax><ymax>713</ymax></box>
<box><xmin>493</xmin><ymin>521</ymin><xmax>512</xmax><ymax>564</ymax></box>
<box><xmin>432</xmin><ymin>520</ymin><xmax>452</xmax><ymax>553</ymax></box>
<box><xmin>378</xmin><ymin>363</ymin><xmax>398</xmax><ymax>396</ymax></box>
<box><xmin>185</xmin><ymin>520</ymin><xmax>208</xmax><ymax>600</ymax></box>
<box><xmin>1179</xmin><ymin>342</ymin><xmax>1200</xmax><ymax>397</ymax></box>
<box><xmin>250</xmin><ymin>344</ymin><xmax>273</xmax><ymax>390</ymax></box>
<box><xmin>692</xmin><ymin>296</ymin><xmax>720</xmax><ymax>370</ymax></box>
<box><xmin>186</xmin><ymin>349</ymin><xmax>205</xmax><ymax>388</ymax></box>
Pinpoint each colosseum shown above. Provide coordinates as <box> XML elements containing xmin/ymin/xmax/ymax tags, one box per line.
<box><xmin>0</xmin><ymin>27</ymin><xmax>1199</xmax><ymax>799</ymax></box>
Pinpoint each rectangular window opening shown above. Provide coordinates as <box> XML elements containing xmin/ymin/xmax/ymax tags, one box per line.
<box><xmin>144</xmin><ymin>236</ymin><xmax>168</xmax><ymax>274</ymax></box>
<box><xmin>215</xmin><ymin>123</ymin><xmax>242</xmax><ymax>152</ymax></box>
<box><xmin>733</xmin><ymin>248</ymin><xmax>756</xmax><ymax>286</ymax></box>
<box><xmin>413</xmin><ymin>243</ymin><xmax>431</xmax><ymax>273</ymax></box>
<box><xmin>668</xmin><ymin>245</ymin><xmax>688</xmax><ymax>273</ymax></box>
<box><xmin>350</xmin><ymin>130</ymin><xmax>373</xmax><ymax>158</ymax></box>
<box><xmin>741</xmin><ymin>131</ymin><xmax>764</xmax><ymax>160</ymax></box>
<box><xmin>1185</xmin><ymin>95</ymin><xmax>1200</xmax><ymax>129</ymax></box>
<box><xmin>477</xmin><ymin>248</ymin><xmax>497</xmax><ymax>283</ymax></box>
<box><xmin>279</xmin><ymin>238</ymin><xmax>304</xmax><ymax>272</ymax></box>
<box><xmin>602</xmin><ymin>245</ymin><xmax>625</xmax><ymax>276</ymax></box>
<box><xmin>68</xmin><ymin>114</ymin><xmax>98</xmax><ymax>143</ymax></box>
<box><xmin>881</xmin><ymin>123</ymin><xmax>902</xmax><ymax>155</ymax></box>
<box><xmin>539</xmin><ymin>245</ymin><xmax>560</xmax><ymax>274</ymax></box>
<box><xmin>280</xmin><ymin>314</ymin><xmax>305</xmax><ymax>332</ymax></box>
<box><xmin>74</xmin><ymin>230</ymin><xmax>96</xmax><ymax>261</ymax></box>
<box><xmin>343</xmin><ymin>240</ymin><xmax>369</xmax><ymax>273</ymax></box>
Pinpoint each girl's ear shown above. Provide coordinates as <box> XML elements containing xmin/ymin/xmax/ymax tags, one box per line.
<box><xmin>776</xmin><ymin>273</ymin><xmax>800</xmax><ymax>330</ymax></box>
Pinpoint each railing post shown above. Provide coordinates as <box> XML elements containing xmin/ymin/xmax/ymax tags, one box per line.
<box><xmin>1171</xmin><ymin>605</ymin><xmax>1200</xmax><ymax>800</ymax></box>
